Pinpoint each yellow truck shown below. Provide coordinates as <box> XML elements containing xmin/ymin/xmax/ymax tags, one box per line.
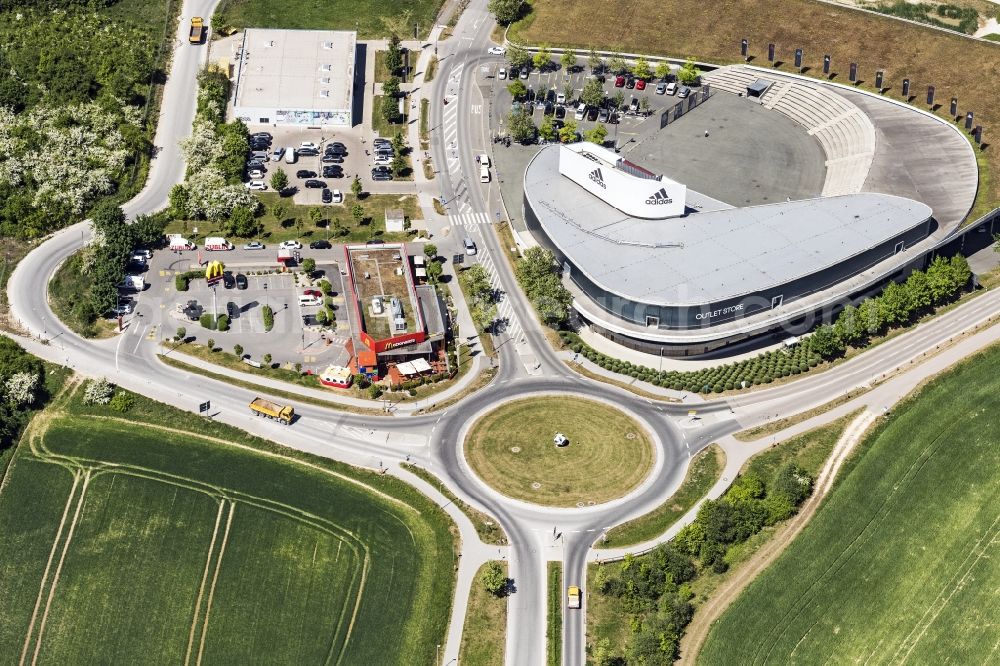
<box><xmin>567</xmin><ymin>585</ymin><xmax>581</xmax><ymax>609</ymax></box>
<box><xmin>189</xmin><ymin>17</ymin><xmax>204</xmax><ymax>44</ymax></box>
<box><xmin>249</xmin><ymin>397</ymin><xmax>294</xmax><ymax>425</ymax></box>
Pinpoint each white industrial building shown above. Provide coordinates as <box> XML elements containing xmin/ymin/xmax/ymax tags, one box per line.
<box><xmin>232</xmin><ymin>28</ymin><xmax>356</xmax><ymax>127</ymax></box>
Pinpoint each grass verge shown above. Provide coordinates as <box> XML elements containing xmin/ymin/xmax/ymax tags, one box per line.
<box><xmin>372</xmin><ymin>96</ymin><xmax>409</xmax><ymax>137</ymax></box>
<box><xmin>547</xmin><ymin>561</ymin><xmax>562</xmax><ymax>666</ymax></box>
<box><xmin>213</xmin><ymin>0</ymin><xmax>443</xmax><ymax>38</ymax></box>
<box><xmin>464</xmin><ymin>396</ymin><xmax>654</xmax><ymax>506</ymax></box>
<box><xmin>699</xmin><ymin>346</ymin><xmax>1000</xmax><ymax>661</ymax></box>
<box><xmin>458</xmin><ymin>561</ymin><xmax>509</xmax><ymax>666</ymax></box>
<box><xmin>600</xmin><ymin>444</ymin><xmax>724</xmax><ymax>548</ymax></box>
<box><xmin>733</xmin><ymin>387</ymin><xmax>873</xmax><ymax>441</ymax></box>
<box><xmin>402</xmin><ymin>463</ymin><xmax>507</xmax><ymax>544</ymax></box>
<box><xmin>48</xmin><ymin>252</ymin><xmax>118</xmax><ymax>339</ymax></box>
<box><xmin>425</xmin><ymin>55</ymin><xmax>439</xmax><ymax>83</ymax></box>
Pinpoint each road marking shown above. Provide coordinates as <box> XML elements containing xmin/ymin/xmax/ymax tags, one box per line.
<box><xmin>471</xmin><ymin>104</ymin><xmax>482</xmax><ymax>114</ymax></box>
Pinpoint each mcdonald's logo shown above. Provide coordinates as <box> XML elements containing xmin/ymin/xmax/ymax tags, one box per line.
<box><xmin>205</xmin><ymin>260</ymin><xmax>225</xmax><ymax>282</ymax></box>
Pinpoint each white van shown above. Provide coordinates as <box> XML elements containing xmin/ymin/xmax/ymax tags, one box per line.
<box><xmin>284</xmin><ymin>147</ymin><xmax>297</xmax><ymax>164</ymax></box>
<box><xmin>480</xmin><ymin>164</ymin><xmax>490</xmax><ymax>183</ymax></box>
<box><xmin>298</xmin><ymin>295</ymin><xmax>322</xmax><ymax>307</ymax></box>
<box><xmin>574</xmin><ymin>103</ymin><xmax>586</xmax><ymax>120</ymax></box>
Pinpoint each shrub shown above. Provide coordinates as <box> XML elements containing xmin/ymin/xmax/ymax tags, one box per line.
<box><xmin>175</xmin><ymin>274</ymin><xmax>189</xmax><ymax>291</ymax></box>
<box><xmin>216</xmin><ymin>314</ymin><xmax>229</xmax><ymax>332</ymax></box>
<box><xmin>234</xmin><ymin>344</ymin><xmax>244</xmax><ymax>358</ymax></box>
<box><xmin>109</xmin><ymin>390</ymin><xmax>134</xmax><ymax>413</ymax></box>
<box><xmin>263</xmin><ymin>353</ymin><xmax>272</xmax><ymax>366</ymax></box>
<box><xmin>174</xmin><ymin>326</ymin><xmax>186</xmax><ymax>342</ymax></box>
<box><xmin>207</xmin><ymin>338</ymin><xmax>215</xmax><ymax>350</ymax></box>
<box><xmin>368</xmin><ymin>384</ymin><xmax>384</xmax><ymax>399</ymax></box>
<box><xmin>83</xmin><ymin>378</ymin><xmax>114</xmax><ymax>405</ymax></box>
<box><xmin>262</xmin><ymin>305</ymin><xmax>274</xmax><ymax>331</ymax></box>
<box><xmin>199</xmin><ymin>313</ymin><xmax>215</xmax><ymax>330</ymax></box>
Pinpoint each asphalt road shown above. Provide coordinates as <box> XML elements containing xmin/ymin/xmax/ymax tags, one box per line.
<box><xmin>6</xmin><ymin>0</ymin><xmax>1000</xmax><ymax>665</ymax></box>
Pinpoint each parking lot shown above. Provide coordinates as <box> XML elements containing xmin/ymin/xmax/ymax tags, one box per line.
<box><xmin>125</xmin><ymin>245</ymin><xmax>355</xmax><ymax>371</ymax></box>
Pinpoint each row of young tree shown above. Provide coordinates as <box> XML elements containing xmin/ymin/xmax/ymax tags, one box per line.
<box><xmin>592</xmin><ymin>461</ymin><xmax>813</xmax><ymax>665</ymax></box>
<box><xmin>0</xmin><ymin>4</ymin><xmax>164</xmax><ymax>238</ymax></box>
<box><xmin>503</xmin><ymin>41</ymin><xmax>700</xmax><ymax>86</ymax></box>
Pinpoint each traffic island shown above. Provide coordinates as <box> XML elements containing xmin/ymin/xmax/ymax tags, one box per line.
<box><xmin>463</xmin><ymin>396</ymin><xmax>654</xmax><ymax>507</ymax></box>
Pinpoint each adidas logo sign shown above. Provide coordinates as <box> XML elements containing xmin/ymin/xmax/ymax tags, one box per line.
<box><xmin>646</xmin><ymin>188</ymin><xmax>673</xmax><ymax>205</ymax></box>
<box><xmin>588</xmin><ymin>168</ymin><xmax>607</xmax><ymax>189</ymax></box>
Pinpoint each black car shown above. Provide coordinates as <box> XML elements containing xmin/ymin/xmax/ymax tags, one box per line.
<box><xmin>252</xmin><ymin>132</ymin><xmax>273</xmax><ymax>141</ymax></box>
<box><xmin>371</xmin><ymin>167</ymin><xmax>392</xmax><ymax>181</ymax></box>
<box><xmin>625</xmin><ymin>77</ymin><xmax>636</xmax><ymax>89</ymax></box>
<box><xmin>373</xmin><ymin>139</ymin><xmax>391</xmax><ymax>149</ymax></box>
<box><xmin>321</xmin><ymin>154</ymin><xmax>345</xmax><ymax>163</ymax></box>
<box><xmin>321</xmin><ymin>188</ymin><xmax>332</xmax><ymax>204</ymax></box>
<box><xmin>325</xmin><ymin>142</ymin><xmax>347</xmax><ymax>155</ymax></box>
<box><xmin>222</xmin><ymin>271</ymin><xmax>235</xmax><ymax>289</ymax></box>
<box><xmin>226</xmin><ymin>301</ymin><xmax>240</xmax><ymax>319</ymax></box>
<box><xmin>296</xmin><ymin>169</ymin><xmax>316</xmax><ymax>178</ymax></box>
<box><xmin>235</xmin><ymin>273</ymin><xmax>248</xmax><ymax>290</ymax></box>
<box><xmin>304</xmin><ymin>179</ymin><xmax>326</xmax><ymax>188</ymax></box>
<box><xmin>297</xmin><ymin>147</ymin><xmax>319</xmax><ymax>156</ymax></box>
<box><xmin>309</xmin><ymin>239</ymin><xmax>332</xmax><ymax>249</ymax></box>
<box><xmin>323</xmin><ymin>167</ymin><xmax>344</xmax><ymax>179</ymax></box>
<box><xmin>555</xmin><ymin>105</ymin><xmax>566</xmax><ymax>119</ymax></box>
<box><xmin>246</xmin><ymin>158</ymin><xmax>266</xmax><ymax>167</ymax></box>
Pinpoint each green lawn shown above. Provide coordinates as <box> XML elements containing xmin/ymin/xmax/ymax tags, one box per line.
<box><xmin>0</xmin><ymin>383</ymin><xmax>456</xmax><ymax>665</ymax></box>
<box><xmin>372</xmin><ymin>95</ymin><xmax>409</xmax><ymax>138</ymax></box>
<box><xmin>212</xmin><ymin>0</ymin><xmax>443</xmax><ymax>38</ymax></box>
<box><xmin>165</xmin><ymin>192</ymin><xmax>420</xmax><ymax>245</ymax></box>
<box><xmin>459</xmin><ymin>561</ymin><xmax>508</xmax><ymax>666</ymax></box>
<box><xmin>547</xmin><ymin>561</ymin><xmax>562</xmax><ymax>666</ymax></box>
<box><xmin>464</xmin><ymin>397</ymin><xmax>654</xmax><ymax>506</ymax></box>
<box><xmin>600</xmin><ymin>444</ymin><xmax>723</xmax><ymax>548</ymax></box>
<box><xmin>699</xmin><ymin>346</ymin><xmax>1000</xmax><ymax>664</ymax></box>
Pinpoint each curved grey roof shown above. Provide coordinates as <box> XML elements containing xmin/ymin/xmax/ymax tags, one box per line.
<box><xmin>524</xmin><ymin>145</ymin><xmax>933</xmax><ymax>307</ymax></box>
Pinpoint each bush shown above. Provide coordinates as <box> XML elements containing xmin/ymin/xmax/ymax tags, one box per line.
<box><xmin>262</xmin><ymin>305</ymin><xmax>274</xmax><ymax>331</ymax></box>
<box><xmin>263</xmin><ymin>353</ymin><xmax>272</xmax><ymax>367</ymax></box>
<box><xmin>216</xmin><ymin>314</ymin><xmax>229</xmax><ymax>332</ymax></box>
<box><xmin>175</xmin><ymin>274</ymin><xmax>189</xmax><ymax>291</ymax></box>
<box><xmin>174</xmin><ymin>326</ymin><xmax>186</xmax><ymax>342</ymax></box>
<box><xmin>481</xmin><ymin>561</ymin><xmax>508</xmax><ymax>596</ymax></box>
<box><xmin>199</xmin><ymin>313</ymin><xmax>216</xmax><ymax>330</ymax></box>
<box><xmin>207</xmin><ymin>338</ymin><xmax>215</xmax><ymax>350</ymax></box>
<box><xmin>368</xmin><ymin>384</ymin><xmax>384</xmax><ymax>399</ymax></box>
<box><xmin>109</xmin><ymin>390</ymin><xmax>134</xmax><ymax>413</ymax></box>
<box><xmin>82</xmin><ymin>378</ymin><xmax>114</xmax><ymax>405</ymax></box>
<box><xmin>233</xmin><ymin>344</ymin><xmax>244</xmax><ymax>358</ymax></box>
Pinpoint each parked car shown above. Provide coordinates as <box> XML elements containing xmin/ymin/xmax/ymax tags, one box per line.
<box><xmin>302</xmin><ymin>288</ymin><xmax>323</xmax><ymax>298</ymax></box>
<box><xmin>629</xmin><ymin>96</ymin><xmax>640</xmax><ymax>113</ymax></box>
<box><xmin>222</xmin><ymin>271</ymin><xmax>235</xmax><ymax>289</ymax></box>
<box><xmin>246</xmin><ymin>158</ymin><xmax>266</xmax><ymax>168</ymax></box>
<box><xmin>655</xmin><ymin>82</ymin><xmax>667</xmax><ymax>95</ymax></box>
<box><xmin>519</xmin><ymin>68</ymin><xmax>529</xmax><ymax>79</ymax></box>
<box><xmin>322</xmin><ymin>154</ymin><xmax>345</xmax><ymax>164</ymax></box>
<box><xmin>498</xmin><ymin>67</ymin><xmax>507</xmax><ymax>79</ymax></box>
<box><xmin>323</xmin><ymin>165</ymin><xmax>344</xmax><ymax>178</ymax></box>
<box><xmin>555</xmin><ymin>105</ymin><xmax>566</xmax><ymax>119</ymax></box>
<box><xmin>614</xmin><ymin>75</ymin><xmax>626</xmax><ymax>87</ymax></box>
<box><xmin>326</xmin><ymin>142</ymin><xmax>347</xmax><ymax>155</ymax></box>
<box><xmin>244</xmin><ymin>240</ymin><xmax>265</xmax><ymax>250</ymax></box>
<box><xmin>321</xmin><ymin>188</ymin><xmax>332</xmax><ymax>203</ymax></box>
<box><xmin>488</xmin><ymin>46</ymin><xmax>506</xmax><ymax>55</ymax></box>
<box><xmin>244</xmin><ymin>180</ymin><xmax>267</xmax><ymax>191</ymax></box>
<box><xmin>296</xmin><ymin>169</ymin><xmax>316</xmax><ymax>178</ymax></box>
<box><xmin>247</xmin><ymin>169</ymin><xmax>265</xmax><ymax>179</ymax></box>
<box><xmin>329</xmin><ymin>189</ymin><xmax>343</xmax><ymax>203</ymax></box>
<box><xmin>598</xmin><ymin>108</ymin><xmax>610</xmax><ymax>122</ymax></box>
<box><xmin>574</xmin><ymin>103</ymin><xmax>586</xmax><ymax>120</ymax></box>
<box><xmin>304</xmin><ymin>179</ymin><xmax>326</xmax><ymax>188</ymax></box>
<box><xmin>374</xmin><ymin>153</ymin><xmax>391</xmax><ymax>165</ymax></box>
<box><xmin>279</xmin><ymin>240</ymin><xmax>302</xmax><ymax>249</ymax></box>
<box><xmin>625</xmin><ymin>76</ymin><xmax>635</xmax><ymax>89</ymax></box>
<box><xmin>112</xmin><ymin>300</ymin><xmax>134</xmax><ymax>316</ymax></box>
<box><xmin>635</xmin><ymin>78</ymin><xmax>646</xmax><ymax>91</ymax></box>
<box><xmin>253</xmin><ymin>132</ymin><xmax>273</xmax><ymax>141</ymax></box>
<box><xmin>297</xmin><ymin>148</ymin><xmax>319</xmax><ymax>156</ymax></box>
<box><xmin>371</xmin><ymin>167</ymin><xmax>392</xmax><ymax>181</ymax></box>
<box><xmin>665</xmin><ymin>82</ymin><xmax>678</xmax><ymax>95</ymax></box>
<box><xmin>309</xmin><ymin>239</ymin><xmax>332</xmax><ymax>249</ymax></box>
<box><xmin>235</xmin><ymin>273</ymin><xmax>248</xmax><ymax>290</ymax></box>
<box><xmin>677</xmin><ymin>85</ymin><xmax>691</xmax><ymax>98</ymax></box>
<box><xmin>556</xmin><ymin>93</ymin><xmax>566</xmax><ymax>104</ymax></box>
<box><xmin>299</xmin><ymin>141</ymin><xmax>319</xmax><ymax>150</ymax></box>
<box><xmin>509</xmin><ymin>68</ymin><xmax>519</xmax><ymax>79</ymax></box>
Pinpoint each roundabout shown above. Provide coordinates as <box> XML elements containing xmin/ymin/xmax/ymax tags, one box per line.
<box><xmin>463</xmin><ymin>396</ymin><xmax>656</xmax><ymax>507</ymax></box>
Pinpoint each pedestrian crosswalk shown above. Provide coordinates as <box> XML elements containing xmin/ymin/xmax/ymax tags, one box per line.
<box><xmin>449</xmin><ymin>211</ymin><xmax>491</xmax><ymax>228</ymax></box>
<box><xmin>469</xmin><ymin>238</ymin><xmax>525</xmax><ymax>343</ymax></box>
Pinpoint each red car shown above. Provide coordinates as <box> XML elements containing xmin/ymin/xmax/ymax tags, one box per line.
<box><xmin>303</xmin><ymin>289</ymin><xmax>323</xmax><ymax>298</ymax></box>
<box><xmin>635</xmin><ymin>78</ymin><xmax>646</xmax><ymax>91</ymax></box>
<box><xmin>614</xmin><ymin>75</ymin><xmax>626</xmax><ymax>88</ymax></box>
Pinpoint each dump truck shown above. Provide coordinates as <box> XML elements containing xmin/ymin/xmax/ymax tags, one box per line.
<box><xmin>189</xmin><ymin>17</ymin><xmax>204</xmax><ymax>44</ymax></box>
<box><xmin>249</xmin><ymin>397</ymin><xmax>294</xmax><ymax>424</ymax></box>
<box><xmin>567</xmin><ymin>585</ymin><xmax>581</xmax><ymax>609</ymax></box>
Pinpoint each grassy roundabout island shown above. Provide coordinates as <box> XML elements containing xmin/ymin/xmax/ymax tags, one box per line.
<box><xmin>464</xmin><ymin>397</ymin><xmax>655</xmax><ymax>507</ymax></box>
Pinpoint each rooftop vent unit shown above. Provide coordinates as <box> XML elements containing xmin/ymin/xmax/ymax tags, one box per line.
<box><xmin>323</xmin><ymin>41</ymin><xmax>333</xmax><ymax>49</ymax></box>
<box><xmin>320</xmin><ymin>77</ymin><xmax>331</xmax><ymax>84</ymax></box>
<box><xmin>320</xmin><ymin>63</ymin><xmax>332</xmax><ymax>72</ymax></box>
<box><xmin>320</xmin><ymin>90</ymin><xmax>330</xmax><ymax>98</ymax></box>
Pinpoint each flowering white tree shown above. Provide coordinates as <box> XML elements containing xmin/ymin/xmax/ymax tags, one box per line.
<box><xmin>82</xmin><ymin>377</ymin><xmax>114</xmax><ymax>405</ymax></box>
<box><xmin>184</xmin><ymin>169</ymin><xmax>259</xmax><ymax>221</ymax></box>
<box><xmin>178</xmin><ymin>117</ymin><xmax>225</xmax><ymax>175</ymax></box>
<box><xmin>4</xmin><ymin>372</ymin><xmax>38</xmax><ymax>406</ymax></box>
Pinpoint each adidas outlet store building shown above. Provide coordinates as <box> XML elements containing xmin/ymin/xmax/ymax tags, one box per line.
<box><xmin>522</xmin><ymin>144</ymin><xmax>934</xmax><ymax>357</ymax></box>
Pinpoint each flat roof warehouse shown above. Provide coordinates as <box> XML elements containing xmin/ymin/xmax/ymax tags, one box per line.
<box><xmin>233</xmin><ymin>29</ymin><xmax>355</xmax><ymax>126</ymax></box>
<box><xmin>524</xmin><ymin>145</ymin><xmax>933</xmax><ymax>308</ymax></box>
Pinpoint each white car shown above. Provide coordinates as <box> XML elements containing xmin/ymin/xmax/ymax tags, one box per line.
<box><xmin>245</xmin><ymin>180</ymin><xmax>267</xmax><ymax>191</ymax></box>
<box><xmin>498</xmin><ymin>67</ymin><xmax>507</xmax><ymax>80</ymax></box>
<box><xmin>299</xmin><ymin>141</ymin><xmax>319</xmax><ymax>150</ymax></box>
<box><xmin>247</xmin><ymin>169</ymin><xmax>265</xmax><ymax>179</ymax></box>
<box><xmin>488</xmin><ymin>46</ymin><xmax>506</xmax><ymax>56</ymax></box>
<box><xmin>556</xmin><ymin>93</ymin><xmax>566</xmax><ymax>104</ymax></box>
<box><xmin>271</xmin><ymin>147</ymin><xmax>285</xmax><ymax>161</ymax></box>
<box><xmin>112</xmin><ymin>301</ymin><xmax>134</xmax><ymax>316</ymax></box>
<box><xmin>279</xmin><ymin>240</ymin><xmax>302</xmax><ymax>250</ymax></box>
<box><xmin>330</xmin><ymin>189</ymin><xmax>344</xmax><ymax>204</ymax></box>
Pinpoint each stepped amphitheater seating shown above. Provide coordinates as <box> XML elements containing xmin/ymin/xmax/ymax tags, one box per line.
<box><xmin>703</xmin><ymin>66</ymin><xmax>876</xmax><ymax>197</ymax></box>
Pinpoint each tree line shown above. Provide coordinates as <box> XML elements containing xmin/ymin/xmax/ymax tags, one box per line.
<box><xmin>0</xmin><ymin>337</ymin><xmax>48</xmax><ymax>450</ymax></box>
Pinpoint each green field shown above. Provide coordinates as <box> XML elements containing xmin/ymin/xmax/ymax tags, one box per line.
<box><xmin>699</xmin><ymin>346</ymin><xmax>1000</xmax><ymax>663</ymax></box>
<box><xmin>213</xmin><ymin>0</ymin><xmax>443</xmax><ymax>39</ymax></box>
<box><xmin>464</xmin><ymin>397</ymin><xmax>654</xmax><ymax>506</ymax></box>
<box><xmin>0</xmin><ymin>383</ymin><xmax>455</xmax><ymax>664</ymax></box>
